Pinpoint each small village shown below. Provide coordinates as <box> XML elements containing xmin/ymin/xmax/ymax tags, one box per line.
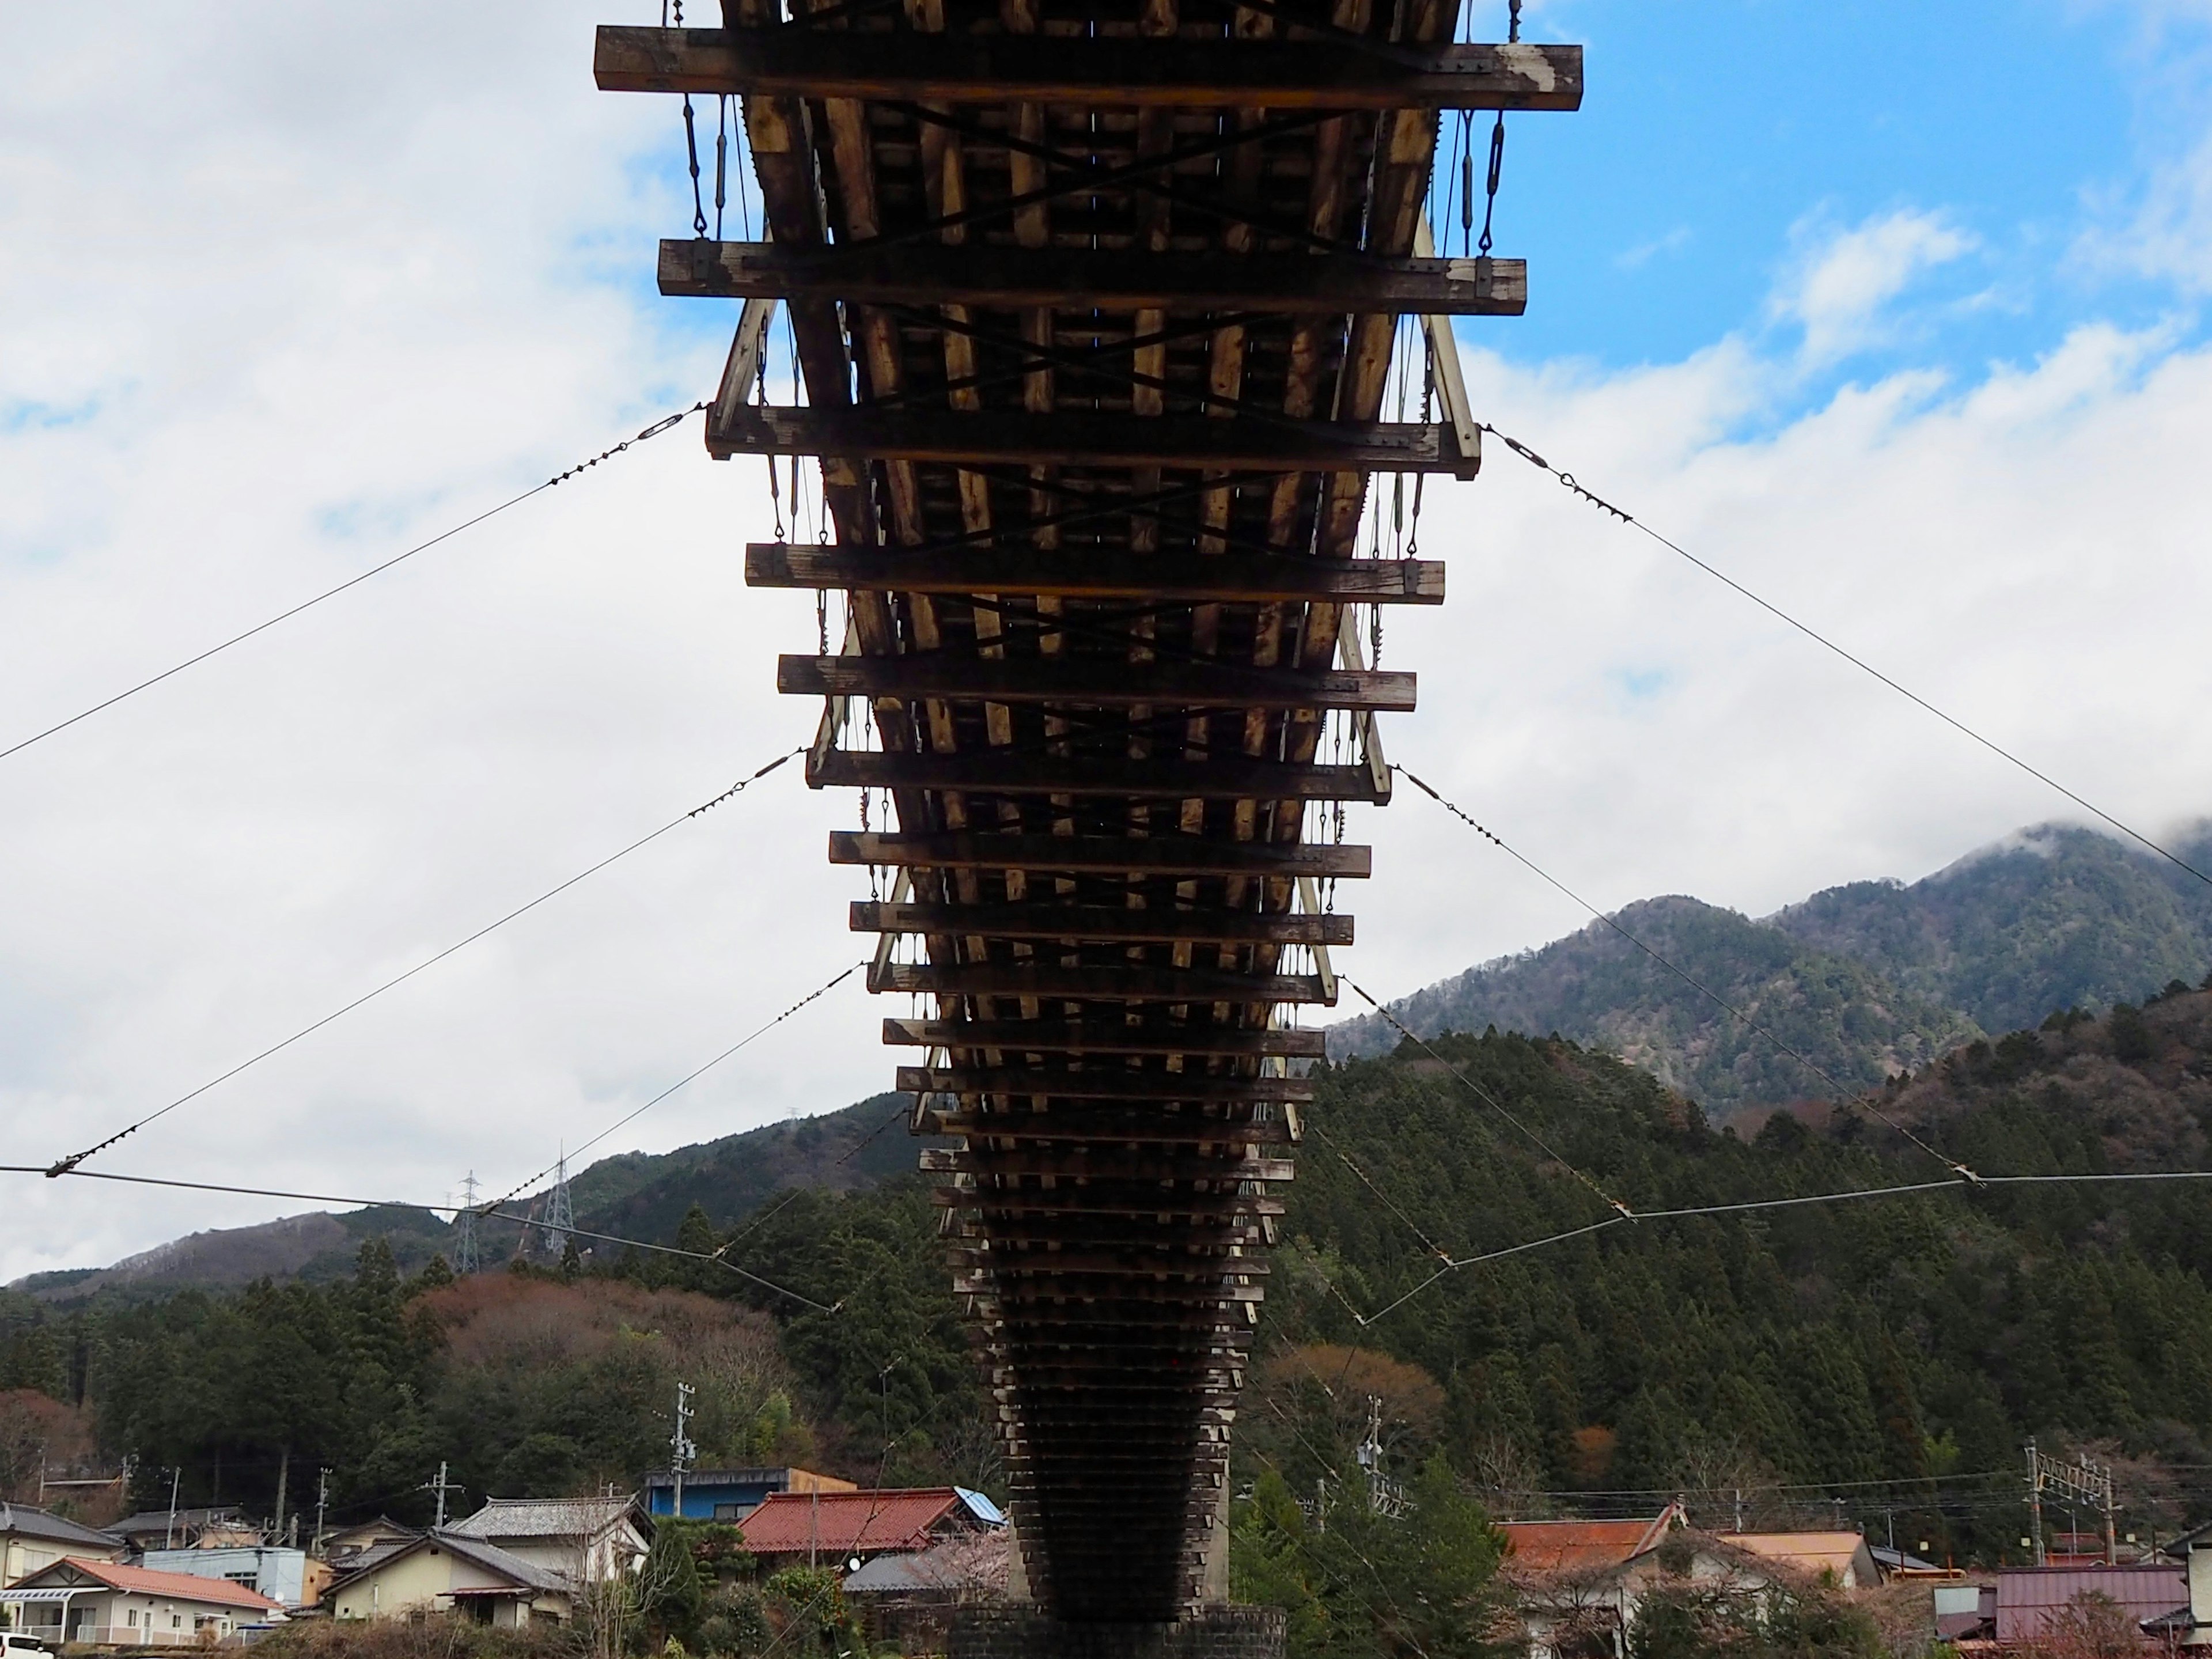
<box><xmin>5</xmin><ymin>1454</ymin><xmax>2210</xmax><ymax>1656</ymax></box>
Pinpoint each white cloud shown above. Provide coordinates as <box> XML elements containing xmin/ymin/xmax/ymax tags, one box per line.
<box><xmin>5</xmin><ymin>5</ymin><xmax>2212</xmax><ymax>1282</ymax></box>
<box><xmin>1769</xmin><ymin>208</ymin><xmax>1980</xmax><ymax>366</ymax></box>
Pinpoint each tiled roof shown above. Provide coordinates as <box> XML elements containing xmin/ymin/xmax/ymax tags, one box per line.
<box><xmin>449</xmin><ymin>1497</ymin><xmax>639</xmax><ymax>1542</ymax></box>
<box><xmin>16</xmin><ymin>1558</ymin><xmax>278</xmax><ymax>1612</ymax></box>
<box><xmin>842</xmin><ymin>1534</ymin><xmax>1010</xmax><ymax>1594</ymax></box>
<box><xmin>1497</xmin><ymin>1512</ymin><xmax>1680</xmax><ymax>1578</ymax></box>
<box><xmin>738</xmin><ymin>1491</ymin><xmax>967</xmax><ymax>1557</ymax></box>
<box><xmin>1993</xmin><ymin>1566</ymin><xmax>2188</xmax><ymax>1642</ymax></box>
<box><xmin>0</xmin><ymin>1503</ymin><xmax>122</xmax><ymax>1550</ymax></box>
<box><xmin>330</xmin><ymin>1531</ymin><xmax>570</xmax><ymax>1596</ymax></box>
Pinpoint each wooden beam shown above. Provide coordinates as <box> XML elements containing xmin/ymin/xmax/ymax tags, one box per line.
<box><xmin>873</xmin><ymin>961</ymin><xmax>1335</xmax><ymax>1003</ymax></box>
<box><xmin>596</xmin><ymin>27</ymin><xmax>1584</xmax><ymax>110</ymax></box>
<box><xmin>886</xmin><ymin>1017</ymin><xmax>1324</xmax><ymax>1057</ymax></box>
<box><xmin>902</xmin><ymin>1065</ymin><xmax>1315</xmax><ymax>1103</ymax></box>
<box><xmin>812</xmin><ymin>751</ymin><xmax>1387</xmax><ymax>804</ymax></box>
<box><xmin>748</xmin><ymin>542</ymin><xmax>1445</xmax><ymax>604</ymax></box>
<box><xmin>782</xmin><ymin>654</ymin><xmax>1414</xmax><ymax>712</ymax></box>
<box><xmin>830</xmin><ymin>831</ymin><xmax>1369</xmax><ymax>878</ymax></box>
<box><xmin>929</xmin><ymin>1148</ymin><xmax>1294</xmax><ymax>1181</ymax></box>
<box><xmin>661</xmin><ymin>238</ymin><xmax>1528</xmax><ymax>315</ymax></box>
<box><xmin>928</xmin><ymin>1111</ymin><xmax>1294</xmax><ymax>1146</ymax></box>
<box><xmin>709</xmin><ymin>406</ymin><xmax>1479</xmax><ymax>476</ymax></box>
<box><xmin>855</xmin><ymin>900</ymin><xmax>1351</xmax><ymax>945</ymax></box>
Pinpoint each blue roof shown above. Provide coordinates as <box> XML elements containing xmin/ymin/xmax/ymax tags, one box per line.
<box><xmin>954</xmin><ymin>1488</ymin><xmax>1006</xmax><ymax>1527</ymax></box>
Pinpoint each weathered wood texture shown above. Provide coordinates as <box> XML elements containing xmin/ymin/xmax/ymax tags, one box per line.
<box><xmin>601</xmin><ymin>0</ymin><xmax>1574</xmax><ymax>1619</ymax></box>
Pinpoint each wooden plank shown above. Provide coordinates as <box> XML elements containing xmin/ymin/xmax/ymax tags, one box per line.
<box><xmin>781</xmin><ymin>654</ymin><xmax>1414</xmax><ymax>712</ymax></box>
<box><xmin>830</xmin><ymin>831</ymin><xmax>1369</xmax><ymax>878</ymax></box>
<box><xmin>873</xmin><ymin>961</ymin><xmax>1335</xmax><ymax>1003</ymax></box>
<box><xmin>748</xmin><ymin>542</ymin><xmax>1445</xmax><ymax>604</ymax></box>
<box><xmin>887</xmin><ymin>1016</ymin><xmax>1324</xmax><ymax>1057</ymax></box>
<box><xmin>902</xmin><ymin>1066</ymin><xmax>1315</xmax><ymax>1103</ymax></box>
<box><xmin>597</xmin><ymin>27</ymin><xmax>1583</xmax><ymax>110</ymax></box>
<box><xmin>813</xmin><ymin>751</ymin><xmax>1387</xmax><ymax>804</ymax></box>
<box><xmin>661</xmin><ymin>238</ymin><xmax>1528</xmax><ymax>315</ymax></box>
<box><xmin>929</xmin><ymin>1147</ymin><xmax>1295</xmax><ymax>1181</ymax></box>
<box><xmin>927</xmin><ymin>1111</ymin><xmax>1294</xmax><ymax>1146</ymax></box>
<box><xmin>855</xmin><ymin>900</ymin><xmax>1351</xmax><ymax>945</ymax></box>
<box><xmin>708</xmin><ymin>406</ymin><xmax>1480</xmax><ymax>476</ymax></box>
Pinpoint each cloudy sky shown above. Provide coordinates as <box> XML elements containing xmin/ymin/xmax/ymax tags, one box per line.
<box><xmin>5</xmin><ymin>1</ymin><xmax>2211</xmax><ymax>1281</ymax></box>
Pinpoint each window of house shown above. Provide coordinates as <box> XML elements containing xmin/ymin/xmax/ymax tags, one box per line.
<box><xmin>713</xmin><ymin>1505</ymin><xmax>744</xmax><ymax>1520</ymax></box>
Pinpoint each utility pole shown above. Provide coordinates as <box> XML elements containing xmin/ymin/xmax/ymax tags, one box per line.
<box><xmin>423</xmin><ymin>1461</ymin><xmax>460</xmax><ymax>1529</ymax></box>
<box><xmin>313</xmin><ymin>1468</ymin><xmax>331</xmax><ymax>1558</ymax></box>
<box><xmin>671</xmin><ymin>1382</ymin><xmax>696</xmax><ymax>1520</ymax></box>
<box><xmin>2027</xmin><ymin>1442</ymin><xmax>2045</xmax><ymax>1565</ymax></box>
<box><xmin>1733</xmin><ymin>1489</ymin><xmax>1745</xmax><ymax>1534</ymax></box>
<box><xmin>165</xmin><ymin>1467</ymin><xmax>181</xmax><ymax>1550</ymax></box>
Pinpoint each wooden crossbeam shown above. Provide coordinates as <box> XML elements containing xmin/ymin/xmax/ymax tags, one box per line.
<box><xmin>709</xmin><ymin>406</ymin><xmax>1479</xmax><ymax>476</ymax></box>
<box><xmin>748</xmin><ymin>543</ymin><xmax>1445</xmax><ymax>604</ymax></box>
<box><xmin>857</xmin><ymin>900</ymin><xmax>1351</xmax><ymax>946</ymax></box>
<box><xmin>901</xmin><ymin>1065</ymin><xmax>1315</xmax><ymax>1103</ymax></box>
<box><xmin>887</xmin><ymin>1017</ymin><xmax>1324</xmax><ymax>1057</ymax></box>
<box><xmin>831</xmin><ymin>831</ymin><xmax>1369</xmax><ymax>878</ymax></box>
<box><xmin>873</xmin><ymin>961</ymin><xmax>1335</xmax><ymax>1003</ymax></box>
<box><xmin>596</xmin><ymin>27</ymin><xmax>1582</xmax><ymax>110</ymax></box>
<box><xmin>930</xmin><ymin>1147</ymin><xmax>1294</xmax><ymax>1181</ymax></box>
<box><xmin>781</xmin><ymin>654</ymin><xmax>1415</xmax><ymax>711</ymax></box>
<box><xmin>813</xmin><ymin>751</ymin><xmax>1388</xmax><ymax>804</ymax></box>
<box><xmin>661</xmin><ymin>238</ymin><xmax>1528</xmax><ymax>315</ymax></box>
<box><xmin>929</xmin><ymin>1111</ymin><xmax>1294</xmax><ymax>1146</ymax></box>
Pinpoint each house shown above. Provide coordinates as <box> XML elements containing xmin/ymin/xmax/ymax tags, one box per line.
<box><xmin>734</xmin><ymin>1488</ymin><xmax>1001</xmax><ymax>1570</ymax></box>
<box><xmin>842</xmin><ymin>1533</ymin><xmax>1010</xmax><ymax>1653</ymax></box>
<box><xmin>2160</xmin><ymin>1522</ymin><xmax>2212</xmax><ymax>1647</ymax></box>
<box><xmin>0</xmin><ymin>1502</ymin><xmax>124</xmax><ymax>1585</ymax></box>
<box><xmin>141</xmin><ymin>1545</ymin><xmax>326</xmax><ymax>1608</ymax></box>
<box><xmin>446</xmin><ymin>1497</ymin><xmax>650</xmax><ymax>1584</ymax></box>
<box><xmin>326</xmin><ymin>1531</ymin><xmax>570</xmax><ymax>1627</ymax></box>
<box><xmin>321</xmin><ymin>1516</ymin><xmax>419</xmax><ymax>1571</ymax></box>
<box><xmin>1714</xmin><ymin>1532</ymin><xmax>1883</xmax><ymax>1591</ymax></box>
<box><xmin>109</xmin><ymin>1506</ymin><xmax>256</xmax><ymax>1553</ymax></box>
<box><xmin>1992</xmin><ymin>1566</ymin><xmax>2190</xmax><ymax>1647</ymax></box>
<box><xmin>640</xmin><ymin>1465</ymin><xmax>855</xmax><ymax>1522</ymax></box>
<box><xmin>1</xmin><ymin>1557</ymin><xmax>278</xmax><ymax>1647</ymax></box>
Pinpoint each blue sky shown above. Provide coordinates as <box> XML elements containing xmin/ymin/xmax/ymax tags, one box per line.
<box><xmin>5</xmin><ymin>0</ymin><xmax>2212</xmax><ymax>1276</ymax></box>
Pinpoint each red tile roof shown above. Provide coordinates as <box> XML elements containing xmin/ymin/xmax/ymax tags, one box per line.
<box><xmin>1993</xmin><ymin>1566</ymin><xmax>2187</xmax><ymax>1643</ymax></box>
<box><xmin>1498</xmin><ymin>1510</ymin><xmax>1683</xmax><ymax>1578</ymax></box>
<box><xmin>738</xmin><ymin>1490</ymin><xmax>967</xmax><ymax>1558</ymax></box>
<box><xmin>25</xmin><ymin>1558</ymin><xmax>279</xmax><ymax>1612</ymax></box>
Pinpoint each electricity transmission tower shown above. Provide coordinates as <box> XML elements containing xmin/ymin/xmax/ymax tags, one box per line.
<box><xmin>2026</xmin><ymin>1440</ymin><xmax>2117</xmax><ymax>1565</ymax></box>
<box><xmin>454</xmin><ymin>1172</ymin><xmax>481</xmax><ymax>1275</ymax></box>
<box><xmin>544</xmin><ymin>1146</ymin><xmax>574</xmax><ymax>1258</ymax></box>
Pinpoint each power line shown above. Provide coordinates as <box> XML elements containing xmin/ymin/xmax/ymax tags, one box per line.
<box><xmin>1480</xmin><ymin>423</ymin><xmax>2212</xmax><ymax>893</ymax></box>
<box><xmin>0</xmin><ymin>1161</ymin><xmax>838</xmax><ymax>1313</ymax></box>
<box><xmin>475</xmin><ymin>957</ymin><xmax>865</xmax><ymax>1217</ymax></box>
<box><xmin>1391</xmin><ymin>764</ymin><xmax>1979</xmax><ymax>1183</ymax></box>
<box><xmin>0</xmin><ymin>404</ymin><xmax>709</xmax><ymax>768</ymax></box>
<box><xmin>43</xmin><ymin>745</ymin><xmax>803</xmax><ymax>1178</ymax></box>
<box><xmin>1347</xmin><ymin>1168</ymin><xmax>2212</xmax><ymax>1325</ymax></box>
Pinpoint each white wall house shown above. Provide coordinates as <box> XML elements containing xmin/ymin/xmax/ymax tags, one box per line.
<box><xmin>326</xmin><ymin>1532</ymin><xmax>571</xmax><ymax>1628</ymax></box>
<box><xmin>2</xmin><ymin>1558</ymin><xmax>278</xmax><ymax>1647</ymax></box>
<box><xmin>445</xmin><ymin>1497</ymin><xmax>650</xmax><ymax>1585</ymax></box>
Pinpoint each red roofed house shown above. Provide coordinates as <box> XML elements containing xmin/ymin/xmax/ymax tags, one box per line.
<box><xmin>2</xmin><ymin>1556</ymin><xmax>278</xmax><ymax>1647</ymax></box>
<box><xmin>1497</xmin><ymin>1508</ymin><xmax>1687</xmax><ymax>1659</ymax></box>
<box><xmin>737</xmin><ymin>1488</ymin><xmax>1000</xmax><ymax>1571</ymax></box>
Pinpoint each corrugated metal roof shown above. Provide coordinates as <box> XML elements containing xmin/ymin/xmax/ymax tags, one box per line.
<box><xmin>449</xmin><ymin>1497</ymin><xmax>639</xmax><ymax>1542</ymax></box>
<box><xmin>1993</xmin><ymin>1566</ymin><xmax>2188</xmax><ymax>1642</ymax></box>
<box><xmin>738</xmin><ymin>1491</ymin><xmax>967</xmax><ymax>1557</ymax></box>
<box><xmin>1497</xmin><ymin>1512</ymin><xmax>1681</xmax><ymax>1577</ymax></box>
<box><xmin>12</xmin><ymin>1558</ymin><xmax>278</xmax><ymax>1612</ymax></box>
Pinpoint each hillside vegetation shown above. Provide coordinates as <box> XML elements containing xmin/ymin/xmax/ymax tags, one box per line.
<box><xmin>6</xmin><ymin>990</ymin><xmax>2210</xmax><ymax>1564</ymax></box>
<box><xmin>1330</xmin><ymin>819</ymin><xmax>2212</xmax><ymax>1114</ymax></box>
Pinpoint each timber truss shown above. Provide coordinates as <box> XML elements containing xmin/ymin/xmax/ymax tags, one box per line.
<box><xmin>597</xmin><ymin>0</ymin><xmax>1578</xmax><ymax>1622</ymax></box>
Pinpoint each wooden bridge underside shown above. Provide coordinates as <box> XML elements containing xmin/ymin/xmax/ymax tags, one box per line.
<box><xmin>598</xmin><ymin>0</ymin><xmax>1577</xmax><ymax>1622</ymax></box>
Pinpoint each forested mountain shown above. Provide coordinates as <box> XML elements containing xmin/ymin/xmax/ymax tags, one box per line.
<box><xmin>6</xmin><ymin>988</ymin><xmax>2210</xmax><ymax>1566</ymax></box>
<box><xmin>9</xmin><ymin>1093</ymin><xmax>922</xmax><ymax>1306</ymax></box>
<box><xmin>1328</xmin><ymin>818</ymin><xmax>2212</xmax><ymax>1114</ymax></box>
